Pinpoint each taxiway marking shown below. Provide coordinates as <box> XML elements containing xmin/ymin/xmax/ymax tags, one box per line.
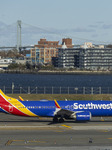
<box><xmin>61</xmin><ymin>125</ymin><xmax>71</xmax><ymax>129</ymax></box>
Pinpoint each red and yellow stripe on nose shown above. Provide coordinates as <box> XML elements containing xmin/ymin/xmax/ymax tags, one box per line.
<box><xmin>0</xmin><ymin>90</ymin><xmax>38</xmax><ymax>117</ymax></box>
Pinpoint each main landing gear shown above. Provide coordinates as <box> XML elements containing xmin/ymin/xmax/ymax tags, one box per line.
<box><xmin>53</xmin><ymin>116</ymin><xmax>64</xmax><ymax>123</ymax></box>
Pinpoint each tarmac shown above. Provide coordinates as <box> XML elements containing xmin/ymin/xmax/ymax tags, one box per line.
<box><xmin>1</xmin><ymin>113</ymin><xmax>112</xmax><ymax>150</ymax></box>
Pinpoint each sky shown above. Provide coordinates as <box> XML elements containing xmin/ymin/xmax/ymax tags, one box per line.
<box><xmin>0</xmin><ymin>0</ymin><xmax>112</xmax><ymax>45</ymax></box>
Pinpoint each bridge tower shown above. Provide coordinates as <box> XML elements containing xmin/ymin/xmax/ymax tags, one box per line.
<box><xmin>17</xmin><ymin>20</ymin><xmax>22</xmax><ymax>53</ymax></box>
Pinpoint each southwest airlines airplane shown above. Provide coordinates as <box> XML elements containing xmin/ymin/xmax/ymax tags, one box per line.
<box><xmin>0</xmin><ymin>89</ymin><xmax>112</xmax><ymax>122</ymax></box>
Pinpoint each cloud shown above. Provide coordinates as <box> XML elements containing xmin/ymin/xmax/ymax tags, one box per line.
<box><xmin>46</xmin><ymin>26</ymin><xmax>95</xmax><ymax>34</ymax></box>
<box><xmin>102</xmin><ymin>24</ymin><xmax>112</xmax><ymax>29</ymax></box>
<box><xmin>96</xmin><ymin>21</ymin><xmax>104</xmax><ymax>24</ymax></box>
<box><xmin>70</xmin><ymin>27</ymin><xmax>95</xmax><ymax>33</ymax></box>
<box><xmin>91</xmin><ymin>34</ymin><xmax>99</xmax><ymax>38</ymax></box>
<box><xmin>88</xmin><ymin>25</ymin><xmax>98</xmax><ymax>28</ymax></box>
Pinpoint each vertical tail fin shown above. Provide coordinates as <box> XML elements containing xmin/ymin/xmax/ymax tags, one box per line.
<box><xmin>0</xmin><ymin>89</ymin><xmax>10</xmax><ymax>102</ymax></box>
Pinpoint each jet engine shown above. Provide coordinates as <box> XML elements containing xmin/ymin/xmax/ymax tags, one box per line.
<box><xmin>71</xmin><ymin>111</ymin><xmax>91</xmax><ymax>121</ymax></box>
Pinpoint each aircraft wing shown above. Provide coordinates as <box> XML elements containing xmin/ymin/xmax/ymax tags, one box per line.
<box><xmin>54</xmin><ymin>100</ymin><xmax>75</xmax><ymax>118</ymax></box>
<box><xmin>54</xmin><ymin>100</ymin><xmax>91</xmax><ymax>121</ymax></box>
<box><xmin>56</xmin><ymin>108</ymin><xmax>74</xmax><ymax>118</ymax></box>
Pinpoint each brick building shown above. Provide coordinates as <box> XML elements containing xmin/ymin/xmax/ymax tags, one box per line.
<box><xmin>31</xmin><ymin>39</ymin><xmax>61</xmax><ymax>64</ymax></box>
<box><xmin>37</xmin><ymin>38</ymin><xmax>60</xmax><ymax>48</ymax></box>
<box><xmin>62</xmin><ymin>38</ymin><xmax>73</xmax><ymax>48</ymax></box>
<box><xmin>31</xmin><ymin>38</ymin><xmax>73</xmax><ymax>64</ymax></box>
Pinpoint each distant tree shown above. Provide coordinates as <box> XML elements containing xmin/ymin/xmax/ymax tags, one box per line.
<box><xmin>8</xmin><ymin>63</ymin><xmax>19</xmax><ymax>69</ymax></box>
<box><xmin>26</xmin><ymin>62</ymin><xmax>32</xmax><ymax>69</ymax></box>
<box><xmin>8</xmin><ymin>63</ymin><xmax>26</xmax><ymax>70</ymax></box>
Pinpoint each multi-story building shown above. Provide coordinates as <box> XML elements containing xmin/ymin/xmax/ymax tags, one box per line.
<box><xmin>37</xmin><ymin>38</ymin><xmax>60</xmax><ymax>48</ymax></box>
<box><xmin>62</xmin><ymin>38</ymin><xmax>74</xmax><ymax>48</ymax></box>
<box><xmin>31</xmin><ymin>38</ymin><xmax>61</xmax><ymax>64</ymax></box>
<box><xmin>58</xmin><ymin>44</ymin><xmax>112</xmax><ymax>70</ymax></box>
<box><xmin>31</xmin><ymin>47</ymin><xmax>40</xmax><ymax>63</ymax></box>
<box><xmin>58</xmin><ymin>44</ymin><xmax>80</xmax><ymax>68</ymax></box>
<box><xmin>31</xmin><ymin>38</ymin><xmax>73</xmax><ymax>64</ymax></box>
<box><xmin>79</xmin><ymin>48</ymin><xmax>112</xmax><ymax>70</ymax></box>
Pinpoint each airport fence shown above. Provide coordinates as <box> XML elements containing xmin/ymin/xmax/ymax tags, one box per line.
<box><xmin>1</xmin><ymin>86</ymin><xmax>112</xmax><ymax>94</ymax></box>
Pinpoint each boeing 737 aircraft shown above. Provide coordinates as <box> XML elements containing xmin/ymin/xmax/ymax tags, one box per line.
<box><xmin>0</xmin><ymin>89</ymin><xmax>112</xmax><ymax>122</ymax></box>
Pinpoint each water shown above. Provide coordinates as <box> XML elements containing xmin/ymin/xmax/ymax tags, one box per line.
<box><xmin>0</xmin><ymin>73</ymin><xmax>112</xmax><ymax>87</ymax></box>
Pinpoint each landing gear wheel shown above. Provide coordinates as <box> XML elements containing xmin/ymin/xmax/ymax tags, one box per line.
<box><xmin>53</xmin><ymin>117</ymin><xmax>59</xmax><ymax>123</ymax></box>
<box><xmin>59</xmin><ymin>117</ymin><xmax>64</xmax><ymax>123</ymax></box>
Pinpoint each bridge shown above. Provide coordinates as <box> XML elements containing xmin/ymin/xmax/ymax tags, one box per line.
<box><xmin>0</xmin><ymin>20</ymin><xmax>109</xmax><ymax>53</ymax></box>
<box><xmin>0</xmin><ymin>46</ymin><xmax>35</xmax><ymax>51</ymax></box>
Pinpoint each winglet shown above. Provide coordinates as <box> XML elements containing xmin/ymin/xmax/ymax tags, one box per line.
<box><xmin>19</xmin><ymin>96</ymin><xmax>24</xmax><ymax>101</ymax></box>
<box><xmin>54</xmin><ymin>99</ymin><xmax>61</xmax><ymax>109</ymax></box>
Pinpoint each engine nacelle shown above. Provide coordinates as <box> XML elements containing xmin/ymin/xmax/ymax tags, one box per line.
<box><xmin>72</xmin><ymin>111</ymin><xmax>91</xmax><ymax>121</ymax></box>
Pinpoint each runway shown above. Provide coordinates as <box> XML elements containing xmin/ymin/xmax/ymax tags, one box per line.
<box><xmin>1</xmin><ymin>113</ymin><xmax>112</xmax><ymax>150</ymax></box>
